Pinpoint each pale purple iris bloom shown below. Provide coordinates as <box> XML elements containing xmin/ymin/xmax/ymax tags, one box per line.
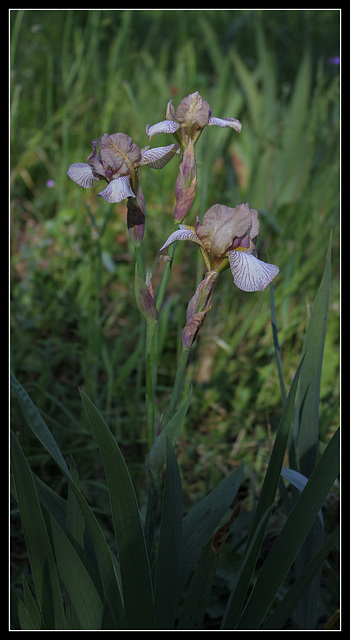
<box><xmin>67</xmin><ymin>132</ymin><xmax>180</xmax><ymax>203</ymax></box>
<box><xmin>159</xmin><ymin>203</ymin><xmax>279</xmax><ymax>293</ymax></box>
<box><xmin>146</xmin><ymin>91</ymin><xmax>242</xmax><ymax>146</ymax></box>
<box><xmin>146</xmin><ymin>92</ymin><xmax>242</xmax><ymax>222</ymax></box>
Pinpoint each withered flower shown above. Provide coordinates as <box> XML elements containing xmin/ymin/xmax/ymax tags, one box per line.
<box><xmin>159</xmin><ymin>203</ymin><xmax>279</xmax><ymax>293</ymax></box>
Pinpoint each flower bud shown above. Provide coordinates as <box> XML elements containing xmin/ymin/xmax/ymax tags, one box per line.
<box><xmin>174</xmin><ymin>140</ymin><xmax>197</xmax><ymax>223</ymax></box>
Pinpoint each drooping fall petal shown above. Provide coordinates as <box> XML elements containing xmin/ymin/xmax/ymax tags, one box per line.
<box><xmin>97</xmin><ymin>176</ymin><xmax>136</xmax><ymax>203</ymax></box>
<box><xmin>228</xmin><ymin>250</ymin><xmax>279</xmax><ymax>292</ymax></box>
<box><xmin>208</xmin><ymin>116</ymin><xmax>242</xmax><ymax>132</ymax></box>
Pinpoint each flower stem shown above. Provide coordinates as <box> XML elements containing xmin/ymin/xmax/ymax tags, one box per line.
<box><xmin>145</xmin><ymin>320</ymin><xmax>157</xmax><ymax>451</ymax></box>
<box><xmin>134</xmin><ymin>243</ymin><xmax>146</xmax><ymax>280</ymax></box>
<box><xmin>144</xmin><ymin>466</ymin><xmax>159</xmax><ymax>558</ymax></box>
<box><xmin>165</xmin><ymin>346</ymin><xmax>190</xmax><ymax>423</ymax></box>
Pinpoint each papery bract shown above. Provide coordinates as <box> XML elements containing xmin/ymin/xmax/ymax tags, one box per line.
<box><xmin>182</xmin><ymin>270</ymin><xmax>219</xmax><ymax>349</ymax></box>
<box><xmin>134</xmin><ymin>267</ymin><xmax>158</xmax><ymax>326</ymax></box>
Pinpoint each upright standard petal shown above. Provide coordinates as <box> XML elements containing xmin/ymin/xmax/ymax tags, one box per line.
<box><xmin>139</xmin><ymin>143</ymin><xmax>180</xmax><ymax>168</ymax></box>
<box><xmin>196</xmin><ymin>203</ymin><xmax>254</xmax><ymax>259</ymax></box>
<box><xmin>99</xmin><ymin>133</ymin><xmax>141</xmax><ymax>176</ymax></box>
<box><xmin>228</xmin><ymin>250</ymin><xmax>279</xmax><ymax>292</ymax></box>
<box><xmin>67</xmin><ymin>163</ymin><xmax>95</xmax><ymax>189</ymax></box>
<box><xmin>97</xmin><ymin>176</ymin><xmax>135</xmax><ymax>203</ymax></box>
<box><xmin>208</xmin><ymin>117</ymin><xmax>242</xmax><ymax>133</ymax></box>
<box><xmin>175</xmin><ymin>92</ymin><xmax>211</xmax><ymax>129</ymax></box>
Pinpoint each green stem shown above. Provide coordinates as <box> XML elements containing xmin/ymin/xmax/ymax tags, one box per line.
<box><xmin>134</xmin><ymin>243</ymin><xmax>146</xmax><ymax>280</ymax></box>
<box><xmin>144</xmin><ymin>240</ymin><xmax>176</xmax><ymax>446</ymax></box>
<box><xmin>144</xmin><ymin>466</ymin><xmax>159</xmax><ymax>559</ymax></box>
<box><xmin>133</xmin><ymin>240</ymin><xmax>155</xmax><ymax>449</ymax></box>
<box><xmin>165</xmin><ymin>346</ymin><xmax>191</xmax><ymax>423</ymax></box>
<box><xmin>145</xmin><ymin>321</ymin><xmax>157</xmax><ymax>451</ymax></box>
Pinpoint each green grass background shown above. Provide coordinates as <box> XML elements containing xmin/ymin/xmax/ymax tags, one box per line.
<box><xmin>11</xmin><ymin>9</ymin><xmax>340</xmax><ymax>624</ymax></box>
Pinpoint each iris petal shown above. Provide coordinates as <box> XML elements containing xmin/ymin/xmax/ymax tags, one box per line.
<box><xmin>208</xmin><ymin>117</ymin><xmax>242</xmax><ymax>133</ymax></box>
<box><xmin>139</xmin><ymin>143</ymin><xmax>180</xmax><ymax>168</ymax></box>
<box><xmin>158</xmin><ymin>226</ymin><xmax>203</xmax><ymax>260</ymax></box>
<box><xmin>228</xmin><ymin>250</ymin><xmax>279</xmax><ymax>292</ymax></box>
<box><xmin>146</xmin><ymin>120</ymin><xmax>181</xmax><ymax>139</ymax></box>
<box><xmin>67</xmin><ymin>163</ymin><xmax>95</xmax><ymax>188</ymax></box>
<box><xmin>97</xmin><ymin>176</ymin><xmax>135</xmax><ymax>203</ymax></box>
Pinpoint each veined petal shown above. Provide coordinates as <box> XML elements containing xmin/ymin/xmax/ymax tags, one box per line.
<box><xmin>208</xmin><ymin>116</ymin><xmax>242</xmax><ymax>133</ymax></box>
<box><xmin>67</xmin><ymin>163</ymin><xmax>95</xmax><ymax>188</ymax></box>
<box><xmin>146</xmin><ymin>120</ymin><xmax>180</xmax><ymax>140</ymax></box>
<box><xmin>97</xmin><ymin>176</ymin><xmax>135</xmax><ymax>203</ymax></box>
<box><xmin>140</xmin><ymin>143</ymin><xmax>180</xmax><ymax>168</ymax></box>
<box><xmin>228</xmin><ymin>250</ymin><xmax>279</xmax><ymax>292</ymax></box>
<box><xmin>158</xmin><ymin>226</ymin><xmax>203</xmax><ymax>261</ymax></box>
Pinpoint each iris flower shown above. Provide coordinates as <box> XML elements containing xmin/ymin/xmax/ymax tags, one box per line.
<box><xmin>146</xmin><ymin>91</ymin><xmax>242</xmax><ymax>147</ymax></box>
<box><xmin>146</xmin><ymin>92</ymin><xmax>241</xmax><ymax>222</ymax></box>
<box><xmin>159</xmin><ymin>203</ymin><xmax>279</xmax><ymax>292</ymax></box>
<box><xmin>67</xmin><ymin>132</ymin><xmax>180</xmax><ymax>204</ymax></box>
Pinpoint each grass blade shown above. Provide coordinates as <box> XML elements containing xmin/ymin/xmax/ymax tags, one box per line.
<box><xmin>80</xmin><ymin>389</ymin><xmax>154</xmax><ymax>630</ymax></box>
<box><xmin>270</xmin><ymin>282</ymin><xmax>287</xmax><ymax>406</ymax></box>
<box><xmin>10</xmin><ymin>372</ymin><xmax>71</xmax><ymax>478</ymax></box>
<box><xmin>11</xmin><ymin>586</ymin><xmax>35</xmax><ymax>630</ymax></box>
<box><xmin>179</xmin><ymin>505</ymin><xmax>241</xmax><ymax>630</ymax></box>
<box><xmin>178</xmin><ymin>539</ymin><xmax>220</xmax><ymax>630</ymax></box>
<box><xmin>10</xmin><ymin>430</ymin><xmax>67</xmax><ymax>630</ymax></box>
<box><xmin>149</xmin><ymin>387</ymin><xmax>192</xmax><ymax>477</ymax></box>
<box><xmin>180</xmin><ymin>462</ymin><xmax>244</xmax><ymax>595</ymax></box>
<box><xmin>221</xmin><ymin>505</ymin><xmax>272</xmax><ymax>630</ymax></box>
<box><xmin>297</xmin><ymin>237</ymin><xmax>331</xmax><ymax>476</ymax></box>
<box><xmin>61</xmin><ymin>475</ymin><xmax>126</xmax><ymax>629</ymax></box>
<box><xmin>261</xmin><ymin>525</ymin><xmax>339</xmax><ymax>630</ymax></box>
<box><xmin>245</xmin><ymin>352</ymin><xmax>305</xmax><ymax>552</ymax></box>
<box><xmin>236</xmin><ymin>427</ymin><xmax>340</xmax><ymax>629</ymax></box>
<box><xmin>154</xmin><ymin>439</ymin><xmax>183</xmax><ymax>629</ymax></box>
<box><xmin>22</xmin><ymin>576</ymin><xmax>42</xmax><ymax>629</ymax></box>
<box><xmin>222</xmin><ymin>353</ymin><xmax>304</xmax><ymax>629</ymax></box>
<box><xmin>295</xmin><ymin>238</ymin><xmax>331</xmax><ymax>627</ymax></box>
<box><xmin>48</xmin><ymin>512</ymin><xmax>104</xmax><ymax>629</ymax></box>
<box><xmin>11</xmin><ymin>377</ymin><xmax>126</xmax><ymax>629</ymax></box>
